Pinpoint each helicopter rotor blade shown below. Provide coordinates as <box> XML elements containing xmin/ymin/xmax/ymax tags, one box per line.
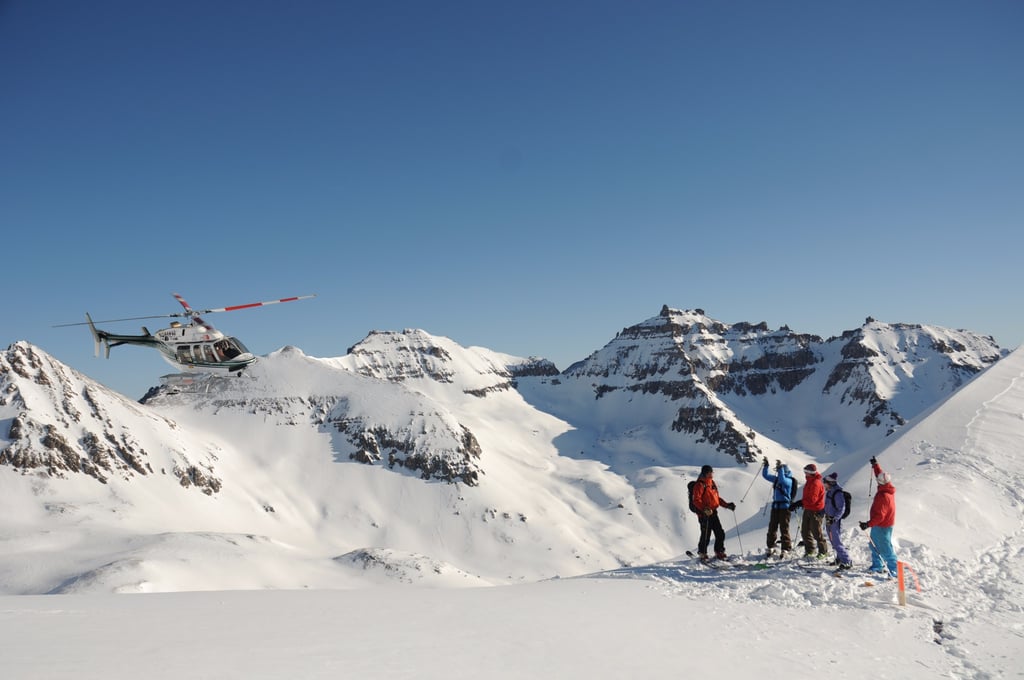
<box><xmin>191</xmin><ymin>294</ymin><xmax>317</xmax><ymax>316</ymax></box>
<box><xmin>53</xmin><ymin>313</ymin><xmax>185</xmax><ymax>328</ymax></box>
<box><xmin>53</xmin><ymin>293</ymin><xmax>316</xmax><ymax>328</ymax></box>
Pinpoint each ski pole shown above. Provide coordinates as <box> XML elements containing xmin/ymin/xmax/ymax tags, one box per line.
<box><xmin>863</xmin><ymin>528</ymin><xmax>879</xmax><ymax>570</ymax></box>
<box><xmin>740</xmin><ymin>471</ymin><xmax>759</xmax><ymax>502</ymax></box>
<box><xmin>729</xmin><ymin>510</ymin><xmax>745</xmax><ymax>557</ymax></box>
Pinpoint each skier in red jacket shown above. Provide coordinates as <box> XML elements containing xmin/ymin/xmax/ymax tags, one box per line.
<box><xmin>859</xmin><ymin>456</ymin><xmax>898</xmax><ymax>575</ymax></box>
<box><xmin>790</xmin><ymin>463</ymin><xmax>828</xmax><ymax>559</ymax></box>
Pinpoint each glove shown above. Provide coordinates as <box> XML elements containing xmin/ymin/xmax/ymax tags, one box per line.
<box><xmin>789</xmin><ymin>500</ymin><xmax>802</xmax><ymax>511</ymax></box>
<box><xmin>870</xmin><ymin>456</ymin><xmax>877</xmax><ymax>465</ymax></box>
<box><xmin>703</xmin><ymin>508</ymin><xmax>713</xmax><ymax>517</ymax></box>
<box><xmin>725</xmin><ymin>502</ymin><xmax>736</xmax><ymax>511</ymax></box>
<box><xmin>762</xmin><ymin>457</ymin><xmax>769</xmax><ymax>468</ymax></box>
<box><xmin>859</xmin><ymin>521</ymin><xmax>869</xmax><ymax>530</ymax></box>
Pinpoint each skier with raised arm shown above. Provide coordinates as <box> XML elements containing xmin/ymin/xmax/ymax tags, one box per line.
<box><xmin>760</xmin><ymin>457</ymin><xmax>795</xmax><ymax>558</ymax></box>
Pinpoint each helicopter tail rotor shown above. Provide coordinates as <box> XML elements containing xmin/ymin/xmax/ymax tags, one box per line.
<box><xmin>85</xmin><ymin>313</ymin><xmax>110</xmax><ymax>359</ymax></box>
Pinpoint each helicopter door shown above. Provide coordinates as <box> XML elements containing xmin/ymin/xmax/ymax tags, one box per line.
<box><xmin>201</xmin><ymin>344</ymin><xmax>217</xmax><ymax>363</ymax></box>
<box><xmin>175</xmin><ymin>345</ymin><xmax>193</xmax><ymax>364</ymax></box>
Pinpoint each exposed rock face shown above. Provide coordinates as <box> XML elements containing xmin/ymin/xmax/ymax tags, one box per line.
<box><xmin>506</xmin><ymin>358</ymin><xmax>560</xmax><ymax>378</ymax></box>
<box><xmin>334</xmin><ymin>417</ymin><xmax>482</xmax><ymax>486</ymax></box>
<box><xmin>0</xmin><ymin>342</ymin><xmax>222</xmax><ymax>494</ymax></box>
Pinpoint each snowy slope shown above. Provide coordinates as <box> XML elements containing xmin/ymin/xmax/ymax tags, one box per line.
<box><xmin>1</xmin><ymin>342</ymin><xmax>684</xmax><ymax>591</ymax></box>
<box><xmin>2</xmin><ymin>346</ymin><xmax>1021</xmax><ymax>679</ymax></box>
<box><xmin>0</xmin><ymin>308</ymin><xmax>1011</xmax><ymax>597</ymax></box>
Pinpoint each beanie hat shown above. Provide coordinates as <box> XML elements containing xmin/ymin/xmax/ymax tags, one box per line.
<box><xmin>700</xmin><ymin>465</ymin><xmax>713</xmax><ymax>476</ymax></box>
<box><xmin>803</xmin><ymin>464</ymin><xmax>817</xmax><ymax>475</ymax></box>
<box><xmin>824</xmin><ymin>472</ymin><xmax>838</xmax><ymax>484</ymax></box>
<box><xmin>876</xmin><ymin>472</ymin><xmax>891</xmax><ymax>485</ymax></box>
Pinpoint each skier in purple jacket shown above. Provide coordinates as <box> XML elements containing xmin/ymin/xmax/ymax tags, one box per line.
<box><xmin>823</xmin><ymin>472</ymin><xmax>852</xmax><ymax>569</ymax></box>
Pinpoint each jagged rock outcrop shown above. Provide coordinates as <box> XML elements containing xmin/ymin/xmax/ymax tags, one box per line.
<box><xmin>335</xmin><ymin>417</ymin><xmax>482</xmax><ymax>486</ymax></box>
<box><xmin>1</xmin><ymin>342</ymin><xmax>221</xmax><ymax>494</ymax></box>
<box><xmin>507</xmin><ymin>358</ymin><xmax>560</xmax><ymax>378</ymax></box>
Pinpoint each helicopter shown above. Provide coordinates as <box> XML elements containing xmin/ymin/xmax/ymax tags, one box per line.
<box><xmin>55</xmin><ymin>292</ymin><xmax>316</xmax><ymax>378</ymax></box>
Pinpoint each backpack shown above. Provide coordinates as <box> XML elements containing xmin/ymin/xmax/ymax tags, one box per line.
<box><xmin>687</xmin><ymin>480</ymin><xmax>699</xmax><ymax>514</ymax></box>
<box><xmin>789</xmin><ymin>476</ymin><xmax>799</xmax><ymax>503</ymax></box>
<box><xmin>841</xmin><ymin>490</ymin><xmax>852</xmax><ymax>519</ymax></box>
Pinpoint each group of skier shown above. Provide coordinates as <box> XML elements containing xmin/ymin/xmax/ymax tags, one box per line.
<box><xmin>690</xmin><ymin>456</ymin><xmax>899</xmax><ymax>576</ymax></box>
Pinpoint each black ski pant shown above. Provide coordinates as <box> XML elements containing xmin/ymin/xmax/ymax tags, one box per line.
<box><xmin>800</xmin><ymin>510</ymin><xmax>829</xmax><ymax>556</ymax></box>
<box><xmin>766</xmin><ymin>507</ymin><xmax>792</xmax><ymax>552</ymax></box>
<box><xmin>697</xmin><ymin>512</ymin><xmax>726</xmax><ymax>555</ymax></box>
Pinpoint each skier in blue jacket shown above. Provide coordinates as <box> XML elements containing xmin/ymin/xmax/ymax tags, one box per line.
<box><xmin>760</xmin><ymin>458</ymin><xmax>795</xmax><ymax>557</ymax></box>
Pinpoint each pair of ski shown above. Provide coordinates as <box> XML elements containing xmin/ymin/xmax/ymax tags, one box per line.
<box><xmin>795</xmin><ymin>560</ymin><xmax>894</xmax><ymax>585</ymax></box>
<box><xmin>686</xmin><ymin>550</ymin><xmax>891</xmax><ymax>587</ymax></box>
<box><xmin>796</xmin><ymin>560</ymin><xmax>848</xmax><ymax>578</ymax></box>
<box><xmin>687</xmin><ymin>550</ymin><xmax>843</xmax><ymax>576</ymax></box>
<box><xmin>684</xmin><ymin>550</ymin><xmax>774</xmax><ymax>571</ymax></box>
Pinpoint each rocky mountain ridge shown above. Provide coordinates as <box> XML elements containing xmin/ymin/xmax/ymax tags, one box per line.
<box><xmin>513</xmin><ymin>306</ymin><xmax>1003</xmax><ymax>467</ymax></box>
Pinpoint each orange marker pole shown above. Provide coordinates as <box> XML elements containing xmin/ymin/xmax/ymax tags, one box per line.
<box><xmin>897</xmin><ymin>561</ymin><xmax>907</xmax><ymax>606</ymax></box>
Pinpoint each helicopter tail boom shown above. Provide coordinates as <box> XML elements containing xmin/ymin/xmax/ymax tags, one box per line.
<box><xmin>84</xmin><ymin>313</ymin><xmax>162</xmax><ymax>359</ymax></box>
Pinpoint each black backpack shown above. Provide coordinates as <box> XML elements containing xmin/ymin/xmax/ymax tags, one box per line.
<box><xmin>841</xmin><ymin>490</ymin><xmax>852</xmax><ymax>519</ymax></box>
<box><xmin>687</xmin><ymin>480</ymin><xmax>699</xmax><ymax>514</ymax></box>
<box><xmin>789</xmin><ymin>476</ymin><xmax>799</xmax><ymax>503</ymax></box>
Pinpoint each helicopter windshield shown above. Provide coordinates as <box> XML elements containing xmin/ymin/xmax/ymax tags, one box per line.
<box><xmin>216</xmin><ymin>337</ymin><xmax>248</xmax><ymax>360</ymax></box>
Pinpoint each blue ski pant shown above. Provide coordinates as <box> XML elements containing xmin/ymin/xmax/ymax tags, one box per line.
<box><xmin>869</xmin><ymin>526</ymin><xmax>898</xmax><ymax>574</ymax></box>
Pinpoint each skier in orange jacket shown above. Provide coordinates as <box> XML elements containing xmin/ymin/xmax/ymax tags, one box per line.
<box><xmin>692</xmin><ymin>465</ymin><xmax>736</xmax><ymax>560</ymax></box>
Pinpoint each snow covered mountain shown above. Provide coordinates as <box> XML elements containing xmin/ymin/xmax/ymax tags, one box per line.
<box><xmin>0</xmin><ymin>308</ymin><xmax>1009</xmax><ymax>594</ymax></box>
<box><xmin>515</xmin><ymin>306</ymin><xmax>1003</xmax><ymax>469</ymax></box>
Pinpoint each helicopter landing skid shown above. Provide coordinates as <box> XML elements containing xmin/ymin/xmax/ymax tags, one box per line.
<box><xmin>160</xmin><ymin>372</ymin><xmax>216</xmax><ymax>392</ymax></box>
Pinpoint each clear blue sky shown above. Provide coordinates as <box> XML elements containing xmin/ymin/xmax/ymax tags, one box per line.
<box><xmin>3</xmin><ymin>1</ymin><xmax>1022</xmax><ymax>398</ymax></box>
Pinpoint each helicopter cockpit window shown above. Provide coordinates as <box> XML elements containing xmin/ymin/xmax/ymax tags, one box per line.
<box><xmin>223</xmin><ymin>338</ymin><xmax>247</xmax><ymax>359</ymax></box>
<box><xmin>212</xmin><ymin>339</ymin><xmax>242</xmax><ymax>360</ymax></box>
